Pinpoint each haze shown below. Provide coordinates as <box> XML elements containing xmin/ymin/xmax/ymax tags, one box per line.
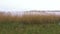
<box><xmin>0</xmin><ymin>0</ymin><xmax>60</xmax><ymax>15</ymax></box>
<box><xmin>0</xmin><ymin>0</ymin><xmax>60</xmax><ymax>11</ymax></box>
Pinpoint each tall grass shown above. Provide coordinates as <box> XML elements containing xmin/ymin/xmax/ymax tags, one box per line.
<box><xmin>21</xmin><ymin>14</ymin><xmax>60</xmax><ymax>24</ymax></box>
<box><xmin>0</xmin><ymin>11</ymin><xmax>60</xmax><ymax>34</ymax></box>
<box><xmin>0</xmin><ymin>12</ymin><xmax>60</xmax><ymax>24</ymax></box>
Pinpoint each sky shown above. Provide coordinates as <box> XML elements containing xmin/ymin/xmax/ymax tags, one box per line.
<box><xmin>0</xmin><ymin>0</ymin><xmax>60</xmax><ymax>12</ymax></box>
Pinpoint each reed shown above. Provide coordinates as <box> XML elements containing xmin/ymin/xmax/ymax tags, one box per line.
<box><xmin>0</xmin><ymin>11</ymin><xmax>60</xmax><ymax>24</ymax></box>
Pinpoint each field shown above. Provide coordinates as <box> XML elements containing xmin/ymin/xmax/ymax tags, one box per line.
<box><xmin>0</xmin><ymin>23</ymin><xmax>60</xmax><ymax>34</ymax></box>
<box><xmin>0</xmin><ymin>12</ymin><xmax>60</xmax><ymax>34</ymax></box>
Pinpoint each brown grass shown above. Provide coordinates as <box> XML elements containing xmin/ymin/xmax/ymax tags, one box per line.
<box><xmin>0</xmin><ymin>11</ymin><xmax>60</xmax><ymax>24</ymax></box>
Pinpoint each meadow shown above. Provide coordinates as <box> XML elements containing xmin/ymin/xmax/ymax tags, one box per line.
<box><xmin>0</xmin><ymin>11</ymin><xmax>60</xmax><ymax>34</ymax></box>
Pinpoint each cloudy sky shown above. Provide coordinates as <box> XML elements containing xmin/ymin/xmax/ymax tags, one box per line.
<box><xmin>0</xmin><ymin>0</ymin><xmax>60</xmax><ymax>12</ymax></box>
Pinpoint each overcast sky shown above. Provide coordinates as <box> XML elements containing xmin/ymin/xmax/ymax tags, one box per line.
<box><xmin>0</xmin><ymin>0</ymin><xmax>60</xmax><ymax>12</ymax></box>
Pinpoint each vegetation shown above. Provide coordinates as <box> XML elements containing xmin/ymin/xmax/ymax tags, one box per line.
<box><xmin>0</xmin><ymin>11</ymin><xmax>60</xmax><ymax>34</ymax></box>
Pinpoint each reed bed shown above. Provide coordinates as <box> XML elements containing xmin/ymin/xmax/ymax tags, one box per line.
<box><xmin>0</xmin><ymin>12</ymin><xmax>60</xmax><ymax>24</ymax></box>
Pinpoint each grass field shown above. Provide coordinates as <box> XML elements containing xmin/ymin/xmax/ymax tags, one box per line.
<box><xmin>0</xmin><ymin>22</ymin><xmax>60</xmax><ymax>34</ymax></box>
<box><xmin>0</xmin><ymin>12</ymin><xmax>60</xmax><ymax>34</ymax></box>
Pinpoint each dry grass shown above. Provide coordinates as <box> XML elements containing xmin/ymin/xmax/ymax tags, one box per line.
<box><xmin>0</xmin><ymin>12</ymin><xmax>60</xmax><ymax>24</ymax></box>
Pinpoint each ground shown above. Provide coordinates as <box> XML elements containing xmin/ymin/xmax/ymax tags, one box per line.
<box><xmin>0</xmin><ymin>22</ymin><xmax>60</xmax><ymax>34</ymax></box>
